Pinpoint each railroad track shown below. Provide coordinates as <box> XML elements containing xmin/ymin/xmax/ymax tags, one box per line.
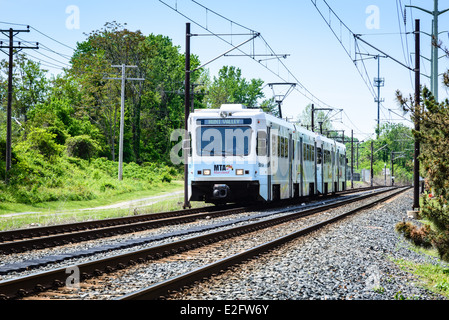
<box><xmin>0</xmin><ymin>186</ymin><xmax>406</xmax><ymax>300</ymax></box>
<box><xmin>0</xmin><ymin>186</ymin><xmax>381</xmax><ymax>255</ymax></box>
<box><xmin>119</xmin><ymin>186</ymin><xmax>411</xmax><ymax>300</ymax></box>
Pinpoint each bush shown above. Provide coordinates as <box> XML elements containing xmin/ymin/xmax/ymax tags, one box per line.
<box><xmin>395</xmin><ymin>221</ymin><xmax>433</xmax><ymax>249</ymax></box>
<box><xmin>18</xmin><ymin>127</ymin><xmax>65</xmax><ymax>160</ymax></box>
<box><xmin>66</xmin><ymin>135</ymin><xmax>101</xmax><ymax>161</ymax></box>
<box><xmin>2</xmin><ymin>137</ymin><xmax>179</xmax><ymax>204</ymax></box>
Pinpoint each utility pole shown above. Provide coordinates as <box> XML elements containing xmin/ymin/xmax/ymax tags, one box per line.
<box><xmin>413</xmin><ymin>19</ymin><xmax>421</xmax><ymax>210</ymax></box>
<box><xmin>105</xmin><ymin>65</ymin><xmax>144</xmax><ymax>181</ymax></box>
<box><xmin>370</xmin><ymin>141</ymin><xmax>374</xmax><ymax>188</ymax></box>
<box><xmin>406</xmin><ymin>0</ymin><xmax>449</xmax><ymax>101</ymax></box>
<box><xmin>374</xmin><ymin>55</ymin><xmax>386</xmax><ymax>139</ymax></box>
<box><xmin>0</xmin><ymin>27</ymin><xmax>39</xmax><ymax>182</ymax></box>
<box><xmin>391</xmin><ymin>151</ymin><xmax>394</xmax><ymax>186</ymax></box>
<box><xmin>184</xmin><ymin>23</ymin><xmax>191</xmax><ymax>209</ymax></box>
<box><xmin>351</xmin><ymin>130</ymin><xmax>354</xmax><ymax>189</ymax></box>
<box><xmin>311</xmin><ymin>104</ymin><xmax>314</xmax><ymax>132</ymax></box>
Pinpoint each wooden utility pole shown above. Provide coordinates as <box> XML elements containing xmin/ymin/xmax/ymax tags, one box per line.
<box><xmin>370</xmin><ymin>141</ymin><xmax>374</xmax><ymax>188</ymax></box>
<box><xmin>0</xmin><ymin>27</ymin><xmax>38</xmax><ymax>182</ymax></box>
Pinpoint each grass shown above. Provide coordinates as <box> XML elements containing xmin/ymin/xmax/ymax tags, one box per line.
<box><xmin>0</xmin><ymin>180</ymin><xmax>208</xmax><ymax>231</ymax></box>
<box><xmin>0</xmin><ymin>153</ymin><xmax>204</xmax><ymax>231</ymax></box>
<box><xmin>0</xmin><ymin>180</ymin><xmax>183</xmax><ymax>215</ymax></box>
<box><xmin>393</xmin><ymin>257</ymin><xmax>449</xmax><ymax>298</ymax></box>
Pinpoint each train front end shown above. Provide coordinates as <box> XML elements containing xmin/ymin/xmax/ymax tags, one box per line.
<box><xmin>187</xmin><ymin>104</ymin><xmax>263</xmax><ymax>204</ymax></box>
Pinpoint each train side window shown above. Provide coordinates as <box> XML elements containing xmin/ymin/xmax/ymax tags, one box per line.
<box><xmin>311</xmin><ymin>146</ymin><xmax>315</xmax><ymax>162</ymax></box>
<box><xmin>280</xmin><ymin>137</ymin><xmax>284</xmax><ymax>158</ymax></box>
<box><xmin>317</xmin><ymin>147</ymin><xmax>322</xmax><ymax>164</ymax></box>
<box><xmin>257</xmin><ymin>131</ymin><xmax>267</xmax><ymax>156</ymax></box>
<box><xmin>277</xmin><ymin>135</ymin><xmax>281</xmax><ymax>157</ymax></box>
<box><xmin>297</xmin><ymin>142</ymin><xmax>300</xmax><ymax>160</ymax></box>
<box><xmin>292</xmin><ymin>141</ymin><xmax>295</xmax><ymax>160</ymax></box>
<box><xmin>283</xmin><ymin>137</ymin><xmax>287</xmax><ymax>158</ymax></box>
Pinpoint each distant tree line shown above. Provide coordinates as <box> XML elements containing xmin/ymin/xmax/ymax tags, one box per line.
<box><xmin>0</xmin><ymin>21</ymin><xmax>277</xmax><ymax>181</ymax></box>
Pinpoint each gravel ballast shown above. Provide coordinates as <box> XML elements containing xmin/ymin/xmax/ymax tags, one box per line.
<box><xmin>168</xmin><ymin>189</ymin><xmax>448</xmax><ymax>300</ymax></box>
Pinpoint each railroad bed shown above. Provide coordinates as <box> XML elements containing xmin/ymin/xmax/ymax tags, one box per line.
<box><xmin>0</xmin><ymin>187</ymin><xmax>447</xmax><ymax>301</ymax></box>
<box><xmin>165</xmin><ymin>188</ymin><xmax>447</xmax><ymax>301</ymax></box>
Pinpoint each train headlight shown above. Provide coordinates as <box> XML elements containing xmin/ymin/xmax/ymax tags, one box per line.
<box><xmin>236</xmin><ymin>169</ymin><xmax>244</xmax><ymax>175</ymax></box>
<box><xmin>203</xmin><ymin>169</ymin><xmax>211</xmax><ymax>175</ymax></box>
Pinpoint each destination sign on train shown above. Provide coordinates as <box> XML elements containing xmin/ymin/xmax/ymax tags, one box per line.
<box><xmin>198</xmin><ymin>119</ymin><xmax>252</xmax><ymax>125</ymax></box>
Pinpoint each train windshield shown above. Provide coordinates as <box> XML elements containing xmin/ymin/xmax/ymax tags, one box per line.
<box><xmin>196</xmin><ymin>126</ymin><xmax>252</xmax><ymax>156</ymax></box>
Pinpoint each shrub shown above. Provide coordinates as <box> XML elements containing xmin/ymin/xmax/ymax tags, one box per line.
<box><xmin>395</xmin><ymin>221</ymin><xmax>433</xmax><ymax>249</ymax></box>
<box><xmin>66</xmin><ymin>135</ymin><xmax>101</xmax><ymax>161</ymax></box>
<box><xmin>18</xmin><ymin>127</ymin><xmax>65</xmax><ymax>160</ymax></box>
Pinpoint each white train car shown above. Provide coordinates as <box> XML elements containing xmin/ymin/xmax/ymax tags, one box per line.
<box><xmin>187</xmin><ymin>104</ymin><xmax>346</xmax><ymax>204</ymax></box>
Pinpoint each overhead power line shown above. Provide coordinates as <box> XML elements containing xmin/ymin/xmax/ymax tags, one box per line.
<box><xmin>159</xmin><ymin>0</ymin><xmax>344</xmax><ymax>115</ymax></box>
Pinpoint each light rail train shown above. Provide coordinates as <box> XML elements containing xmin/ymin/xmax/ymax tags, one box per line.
<box><xmin>187</xmin><ymin>104</ymin><xmax>347</xmax><ymax>204</ymax></box>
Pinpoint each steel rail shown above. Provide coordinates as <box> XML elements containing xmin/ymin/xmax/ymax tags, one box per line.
<box><xmin>118</xmin><ymin>186</ymin><xmax>411</xmax><ymax>300</ymax></box>
<box><xmin>0</xmin><ymin>206</ymin><xmax>249</xmax><ymax>255</ymax></box>
<box><xmin>0</xmin><ymin>186</ymin><xmax>400</xmax><ymax>300</ymax></box>
<box><xmin>0</xmin><ymin>204</ymin><xmax>224</xmax><ymax>242</ymax></box>
<box><xmin>0</xmin><ymin>186</ymin><xmax>383</xmax><ymax>254</ymax></box>
<box><xmin>0</xmin><ymin>186</ymin><xmax>380</xmax><ymax>242</ymax></box>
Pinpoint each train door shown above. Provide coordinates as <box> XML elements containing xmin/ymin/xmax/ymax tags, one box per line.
<box><xmin>316</xmin><ymin>144</ymin><xmax>323</xmax><ymax>194</ymax></box>
<box><xmin>332</xmin><ymin>147</ymin><xmax>336</xmax><ymax>193</ymax></box>
<box><xmin>336</xmin><ymin>149</ymin><xmax>340</xmax><ymax>191</ymax></box>
<box><xmin>289</xmin><ymin>133</ymin><xmax>293</xmax><ymax>198</ymax></box>
<box><xmin>267</xmin><ymin>127</ymin><xmax>272</xmax><ymax>201</ymax></box>
<box><xmin>312</xmin><ymin>141</ymin><xmax>316</xmax><ymax>194</ymax></box>
<box><xmin>300</xmin><ymin>137</ymin><xmax>304</xmax><ymax>197</ymax></box>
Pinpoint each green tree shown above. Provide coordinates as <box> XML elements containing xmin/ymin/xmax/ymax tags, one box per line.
<box><xmin>66</xmin><ymin>135</ymin><xmax>101</xmax><ymax>161</ymax></box>
<box><xmin>71</xmin><ymin>22</ymin><xmax>203</xmax><ymax>164</ymax></box>
<box><xmin>205</xmin><ymin>66</ymin><xmax>265</xmax><ymax>109</ymax></box>
<box><xmin>395</xmin><ymin>57</ymin><xmax>449</xmax><ymax>261</ymax></box>
<box><xmin>0</xmin><ymin>54</ymin><xmax>49</xmax><ymax>134</ymax></box>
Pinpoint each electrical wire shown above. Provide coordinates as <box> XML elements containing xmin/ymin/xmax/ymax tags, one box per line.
<box><xmin>160</xmin><ymin>0</ymin><xmax>344</xmax><ymax>111</ymax></box>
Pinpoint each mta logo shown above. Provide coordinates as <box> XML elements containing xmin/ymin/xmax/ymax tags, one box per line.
<box><xmin>214</xmin><ymin>165</ymin><xmax>233</xmax><ymax>171</ymax></box>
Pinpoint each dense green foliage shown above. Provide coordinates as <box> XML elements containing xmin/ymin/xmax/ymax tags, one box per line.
<box><xmin>0</xmin><ymin>154</ymin><xmax>178</xmax><ymax>204</ymax></box>
<box><xmin>395</xmin><ymin>52</ymin><xmax>449</xmax><ymax>262</ymax></box>
<box><xmin>0</xmin><ymin>22</ymin><xmax>274</xmax><ymax>205</ymax></box>
<box><xmin>353</xmin><ymin>122</ymin><xmax>414</xmax><ymax>184</ymax></box>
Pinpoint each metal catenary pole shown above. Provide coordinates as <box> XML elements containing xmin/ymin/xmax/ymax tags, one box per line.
<box><xmin>413</xmin><ymin>19</ymin><xmax>421</xmax><ymax>210</ymax></box>
<box><xmin>183</xmin><ymin>23</ymin><xmax>191</xmax><ymax>209</ymax></box>
<box><xmin>406</xmin><ymin>0</ymin><xmax>449</xmax><ymax>102</ymax></box>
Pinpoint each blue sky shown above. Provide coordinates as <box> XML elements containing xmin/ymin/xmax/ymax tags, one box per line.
<box><xmin>1</xmin><ymin>0</ymin><xmax>448</xmax><ymax>141</ymax></box>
